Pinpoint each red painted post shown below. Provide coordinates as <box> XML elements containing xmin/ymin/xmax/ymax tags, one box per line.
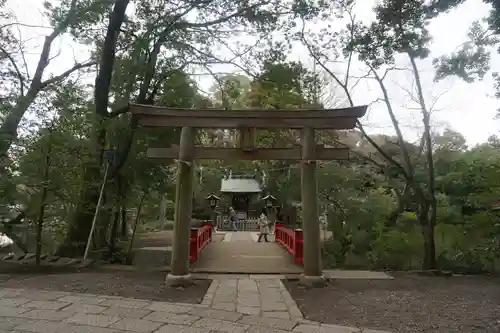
<box><xmin>189</xmin><ymin>228</ymin><xmax>199</xmax><ymax>263</ymax></box>
<box><xmin>273</xmin><ymin>224</ymin><xmax>304</xmax><ymax>265</ymax></box>
<box><xmin>294</xmin><ymin>229</ymin><xmax>304</xmax><ymax>264</ymax></box>
<box><xmin>188</xmin><ymin>224</ymin><xmax>214</xmax><ymax>264</ymax></box>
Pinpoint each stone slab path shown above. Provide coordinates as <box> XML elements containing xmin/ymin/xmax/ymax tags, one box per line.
<box><xmin>191</xmin><ymin>232</ymin><xmax>302</xmax><ymax>274</ymax></box>
<box><xmin>0</xmin><ymin>276</ymin><xmax>393</xmax><ymax>333</ymax></box>
<box><xmin>200</xmin><ymin>274</ymin><xmax>303</xmax><ymax>319</ymax></box>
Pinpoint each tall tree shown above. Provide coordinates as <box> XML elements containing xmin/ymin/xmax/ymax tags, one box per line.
<box><xmin>59</xmin><ymin>0</ymin><xmax>331</xmax><ymax>255</ymax></box>
<box><xmin>57</xmin><ymin>0</ymin><xmax>131</xmax><ymax>255</ymax></box>
<box><xmin>346</xmin><ymin>0</ymin><xmax>466</xmax><ymax>269</ymax></box>
<box><xmin>0</xmin><ymin>0</ymin><xmax>98</xmax><ymax>163</ymax></box>
<box><xmin>300</xmin><ymin>0</ymin><xmax>463</xmax><ymax>269</ymax></box>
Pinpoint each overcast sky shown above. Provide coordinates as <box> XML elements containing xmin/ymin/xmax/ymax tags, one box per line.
<box><xmin>6</xmin><ymin>0</ymin><xmax>499</xmax><ymax>146</ymax></box>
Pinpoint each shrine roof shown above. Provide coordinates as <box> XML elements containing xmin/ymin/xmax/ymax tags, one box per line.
<box><xmin>220</xmin><ymin>178</ymin><xmax>262</xmax><ymax>193</ymax></box>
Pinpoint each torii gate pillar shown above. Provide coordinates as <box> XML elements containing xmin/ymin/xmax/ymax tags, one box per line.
<box><xmin>166</xmin><ymin>127</ymin><xmax>196</xmax><ymax>287</ymax></box>
<box><xmin>299</xmin><ymin>127</ymin><xmax>325</xmax><ymax>287</ymax></box>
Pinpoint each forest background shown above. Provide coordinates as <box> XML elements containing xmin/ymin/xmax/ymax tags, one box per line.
<box><xmin>1</xmin><ymin>0</ymin><xmax>500</xmax><ymax>273</ymax></box>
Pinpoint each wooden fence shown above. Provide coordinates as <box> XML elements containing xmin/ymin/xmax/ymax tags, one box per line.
<box><xmin>216</xmin><ymin>216</ymin><xmax>260</xmax><ymax>231</ymax></box>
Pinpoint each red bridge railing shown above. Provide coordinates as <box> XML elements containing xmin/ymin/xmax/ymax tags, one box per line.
<box><xmin>275</xmin><ymin>223</ymin><xmax>303</xmax><ymax>264</ymax></box>
<box><xmin>189</xmin><ymin>222</ymin><xmax>213</xmax><ymax>263</ymax></box>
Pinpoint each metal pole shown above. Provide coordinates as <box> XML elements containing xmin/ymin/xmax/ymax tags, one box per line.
<box><xmin>83</xmin><ymin>162</ymin><xmax>110</xmax><ymax>259</ymax></box>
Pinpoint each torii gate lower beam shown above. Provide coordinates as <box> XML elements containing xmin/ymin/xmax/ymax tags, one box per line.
<box><xmin>147</xmin><ymin>145</ymin><xmax>350</xmax><ymax>160</ymax></box>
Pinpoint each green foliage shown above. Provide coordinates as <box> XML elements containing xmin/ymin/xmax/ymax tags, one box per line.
<box><xmin>432</xmin><ymin>0</ymin><xmax>500</xmax><ymax>112</ymax></box>
<box><xmin>433</xmin><ymin>21</ymin><xmax>496</xmax><ymax>83</ymax></box>
<box><xmin>248</xmin><ymin>60</ymin><xmax>320</xmax><ymax>108</ymax></box>
<box><xmin>1</xmin><ymin>0</ymin><xmax>499</xmax><ymax>274</ymax></box>
<box><xmin>317</xmin><ymin>135</ymin><xmax>500</xmax><ymax>273</ymax></box>
<box><xmin>46</xmin><ymin>0</ymin><xmax>114</xmax><ymax>38</ymax></box>
<box><xmin>348</xmin><ymin>0</ymin><xmax>465</xmax><ymax>67</ymax></box>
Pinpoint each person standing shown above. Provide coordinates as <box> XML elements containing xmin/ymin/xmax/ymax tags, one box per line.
<box><xmin>229</xmin><ymin>207</ymin><xmax>238</xmax><ymax>231</ymax></box>
<box><xmin>257</xmin><ymin>209</ymin><xmax>270</xmax><ymax>242</ymax></box>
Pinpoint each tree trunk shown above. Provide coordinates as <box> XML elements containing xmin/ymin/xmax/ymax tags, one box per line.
<box><xmin>120</xmin><ymin>198</ymin><xmax>127</xmax><ymax>239</ymax></box>
<box><xmin>126</xmin><ymin>191</ymin><xmax>147</xmax><ymax>263</ymax></box>
<box><xmin>118</xmin><ymin>175</ymin><xmax>128</xmax><ymax>239</ymax></box>
<box><xmin>35</xmin><ymin>189</ymin><xmax>47</xmax><ymax>266</ymax></box>
<box><xmin>418</xmin><ymin>204</ymin><xmax>436</xmax><ymax>270</ymax></box>
<box><xmin>108</xmin><ymin>208</ymin><xmax>120</xmax><ymax>253</ymax></box>
<box><xmin>108</xmin><ymin>176</ymin><xmax>122</xmax><ymax>251</ymax></box>
<box><xmin>409</xmin><ymin>53</ymin><xmax>438</xmax><ymax>271</ymax></box>
<box><xmin>0</xmin><ymin>94</ymin><xmax>38</xmax><ymax>162</ymax></box>
<box><xmin>56</xmin><ymin>0</ymin><xmax>130</xmax><ymax>256</ymax></box>
<box><xmin>36</xmin><ymin>134</ymin><xmax>52</xmax><ymax>265</ymax></box>
<box><xmin>97</xmin><ymin>193</ymin><xmax>111</xmax><ymax>248</ymax></box>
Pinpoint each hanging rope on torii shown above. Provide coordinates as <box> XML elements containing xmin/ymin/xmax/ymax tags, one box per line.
<box><xmin>128</xmin><ymin>103</ymin><xmax>367</xmax><ymax>288</ymax></box>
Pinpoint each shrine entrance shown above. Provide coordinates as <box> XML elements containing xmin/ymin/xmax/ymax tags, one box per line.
<box><xmin>129</xmin><ymin>104</ymin><xmax>367</xmax><ymax>287</ymax></box>
<box><xmin>219</xmin><ymin>175</ymin><xmax>261</xmax><ymax>230</ymax></box>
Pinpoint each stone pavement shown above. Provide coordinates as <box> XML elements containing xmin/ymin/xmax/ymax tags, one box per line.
<box><xmin>191</xmin><ymin>232</ymin><xmax>302</xmax><ymax>274</ymax></box>
<box><xmin>0</xmin><ymin>276</ymin><xmax>393</xmax><ymax>333</ymax></box>
<box><xmin>200</xmin><ymin>274</ymin><xmax>303</xmax><ymax>319</ymax></box>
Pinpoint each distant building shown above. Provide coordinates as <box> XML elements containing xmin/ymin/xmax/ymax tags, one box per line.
<box><xmin>220</xmin><ymin>176</ymin><xmax>262</xmax><ymax>220</ymax></box>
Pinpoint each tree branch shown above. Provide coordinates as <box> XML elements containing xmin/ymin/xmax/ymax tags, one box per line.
<box><xmin>301</xmin><ymin>19</ymin><xmax>409</xmax><ymax>179</ymax></box>
<box><xmin>177</xmin><ymin>1</ymin><xmax>268</xmax><ymax>28</ymax></box>
<box><xmin>40</xmin><ymin>60</ymin><xmax>97</xmax><ymax>90</ymax></box>
<box><xmin>0</xmin><ymin>45</ymin><xmax>25</xmax><ymax>96</ymax></box>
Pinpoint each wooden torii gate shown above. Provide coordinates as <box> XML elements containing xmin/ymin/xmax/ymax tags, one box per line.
<box><xmin>129</xmin><ymin>103</ymin><xmax>367</xmax><ymax>287</ymax></box>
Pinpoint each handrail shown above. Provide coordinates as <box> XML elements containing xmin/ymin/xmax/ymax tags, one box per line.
<box><xmin>189</xmin><ymin>222</ymin><xmax>213</xmax><ymax>263</ymax></box>
<box><xmin>275</xmin><ymin>223</ymin><xmax>303</xmax><ymax>264</ymax></box>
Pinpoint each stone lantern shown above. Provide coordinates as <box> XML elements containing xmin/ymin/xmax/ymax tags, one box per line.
<box><xmin>262</xmin><ymin>194</ymin><xmax>277</xmax><ymax>209</ymax></box>
<box><xmin>205</xmin><ymin>194</ymin><xmax>220</xmax><ymax>229</ymax></box>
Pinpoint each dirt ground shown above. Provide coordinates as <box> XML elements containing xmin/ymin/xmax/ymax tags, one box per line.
<box><xmin>0</xmin><ymin>269</ymin><xmax>210</xmax><ymax>304</ymax></box>
<box><xmin>284</xmin><ymin>273</ymin><xmax>500</xmax><ymax>333</ymax></box>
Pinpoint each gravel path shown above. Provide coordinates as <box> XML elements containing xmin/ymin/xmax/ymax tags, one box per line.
<box><xmin>0</xmin><ymin>270</ymin><xmax>210</xmax><ymax>304</ymax></box>
<box><xmin>284</xmin><ymin>273</ymin><xmax>500</xmax><ymax>333</ymax></box>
